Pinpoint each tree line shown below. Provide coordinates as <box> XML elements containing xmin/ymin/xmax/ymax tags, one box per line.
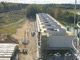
<box><xmin>26</xmin><ymin>4</ymin><xmax>76</xmax><ymax>26</ymax></box>
<box><xmin>45</xmin><ymin>4</ymin><xmax>80</xmax><ymax>9</ymax></box>
<box><xmin>1</xmin><ymin>2</ymin><xmax>80</xmax><ymax>13</ymax></box>
<box><xmin>0</xmin><ymin>2</ymin><xmax>79</xmax><ymax>26</ymax></box>
<box><xmin>0</xmin><ymin>2</ymin><xmax>28</xmax><ymax>13</ymax></box>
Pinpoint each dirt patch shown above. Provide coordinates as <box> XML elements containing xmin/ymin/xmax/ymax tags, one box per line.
<box><xmin>11</xmin><ymin>19</ymin><xmax>37</xmax><ymax>60</ymax></box>
<box><xmin>0</xmin><ymin>34</ymin><xmax>19</xmax><ymax>43</ymax></box>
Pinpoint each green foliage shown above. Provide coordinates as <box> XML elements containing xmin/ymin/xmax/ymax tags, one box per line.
<box><xmin>0</xmin><ymin>2</ymin><xmax>79</xmax><ymax>26</ymax></box>
<box><xmin>0</xmin><ymin>21</ymin><xmax>25</xmax><ymax>35</ymax></box>
<box><xmin>0</xmin><ymin>9</ymin><xmax>26</xmax><ymax>26</ymax></box>
<box><xmin>26</xmin><ymin>4</ymin><xmax>41</xmax><ymax>18</ymax></box>
<box><xmin>54</xmin><ymin>9</ymin><xmax>74</xmax><ymax>24</ymax></box>
<box><xmin>45</xmin><ymin>4</ymin><xmax>80</xmax><ymax>9</ymax></box>
<box><xmin>26</xmin><ymin>4</ymin><xmax>54</xmax><ymax>18</ymax></box>
<box><xmin>46</xmin><ymin>7</ymin><xmax>55</xmax><ymax>17</ymax></box>
<box><xmin>26</xmin><ymin>4</ymin><xmax>75</xmax><ymax>26</ymax></box>
<box><xmin>0</xmin><ymin>2</ymin><xmax>28</xmax><ymax>12</ymax></box>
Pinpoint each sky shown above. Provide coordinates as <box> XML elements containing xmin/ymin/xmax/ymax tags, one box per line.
<box><xmin>0</xmin><ymin>0</ymin><xmax>80</xmax><ymax>4</ymax></box>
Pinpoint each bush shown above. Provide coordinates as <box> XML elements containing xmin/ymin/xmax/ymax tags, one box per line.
<box><xmin>26</xmin><ymin>4</ymin><xmax>41</xmax><ymax>18</ymax></box>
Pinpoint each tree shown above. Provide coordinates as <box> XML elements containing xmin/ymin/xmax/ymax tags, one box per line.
<box><xmin>26</xmin><ymin>4</ymin><xmax>41</xmax><ymax>18</ymax></box>
<box><xmin>54</xmin><ymin>8</ymin><xmax>63</xmax><ymax>19</ymax></box>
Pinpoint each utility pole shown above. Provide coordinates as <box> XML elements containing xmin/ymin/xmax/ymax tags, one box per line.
<box><xmin>74</xmin><ymin>0</ymin><xmax>77</xmax><ymax>35</ymax></box>
<box><xmin>77</xmin><ymin>12</ymin><xmax>80</xmax><ymax>34</ymax></box>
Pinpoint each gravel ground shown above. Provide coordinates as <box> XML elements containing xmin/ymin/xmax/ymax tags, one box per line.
<box><xmin>12</xmin><ymin>19</ymin><xmax>37</xmax><ymax>60</ymax></box>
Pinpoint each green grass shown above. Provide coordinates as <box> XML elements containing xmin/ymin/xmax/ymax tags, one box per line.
<box><xmin>0</xmin><ymin>9</ymin><xmax>26</xmax><ymax>26</ymax></box>
<box><xmin>0</xmin><ymin>20</ymin><xmax>25</xmax><ymax>35</ymax></box>
<box><xmin>0</xmin><ymin>9</ymin><xmax>26</xmax><ymax>35</ymax></box>
<box><xmin>63</xmin><ymin>9</ymin><xmax>80</xmax><ymax>13</ymax></box>
<box><xmin>62</xmin><ymin>9</ymin><xmax>80</xmax><ymax>27</ymax></box>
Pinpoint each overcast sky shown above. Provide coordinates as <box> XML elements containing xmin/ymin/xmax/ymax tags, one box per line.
<box><xmin>0</xmin><ymin>0</ymin><xmax>80</xmax><ymax>4</ymax></box>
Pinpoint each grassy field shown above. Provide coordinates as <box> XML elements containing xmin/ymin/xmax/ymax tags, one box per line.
<box><xmin>0</xmin><ymin>20</ymin><xmax>26</xmax><ymax>35</ymax></box>
<box><xmin>62</xmin><ymin>9</ymin><xmax>80</xmax><ymax>27</ymax></box>
<box><xmin>0</xmin><ymin>9</ymin><xmax>27</xmax><ymax>35</ymax></box>
<box><xmin>0</xmin><ymin>9</ymin><xmax>26</xmax><ymax>26</ymax></box>
<box><xmin>63</xmin><ymin>9</ymin><xmax>80</xmax><ymax>13</ymax></box>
